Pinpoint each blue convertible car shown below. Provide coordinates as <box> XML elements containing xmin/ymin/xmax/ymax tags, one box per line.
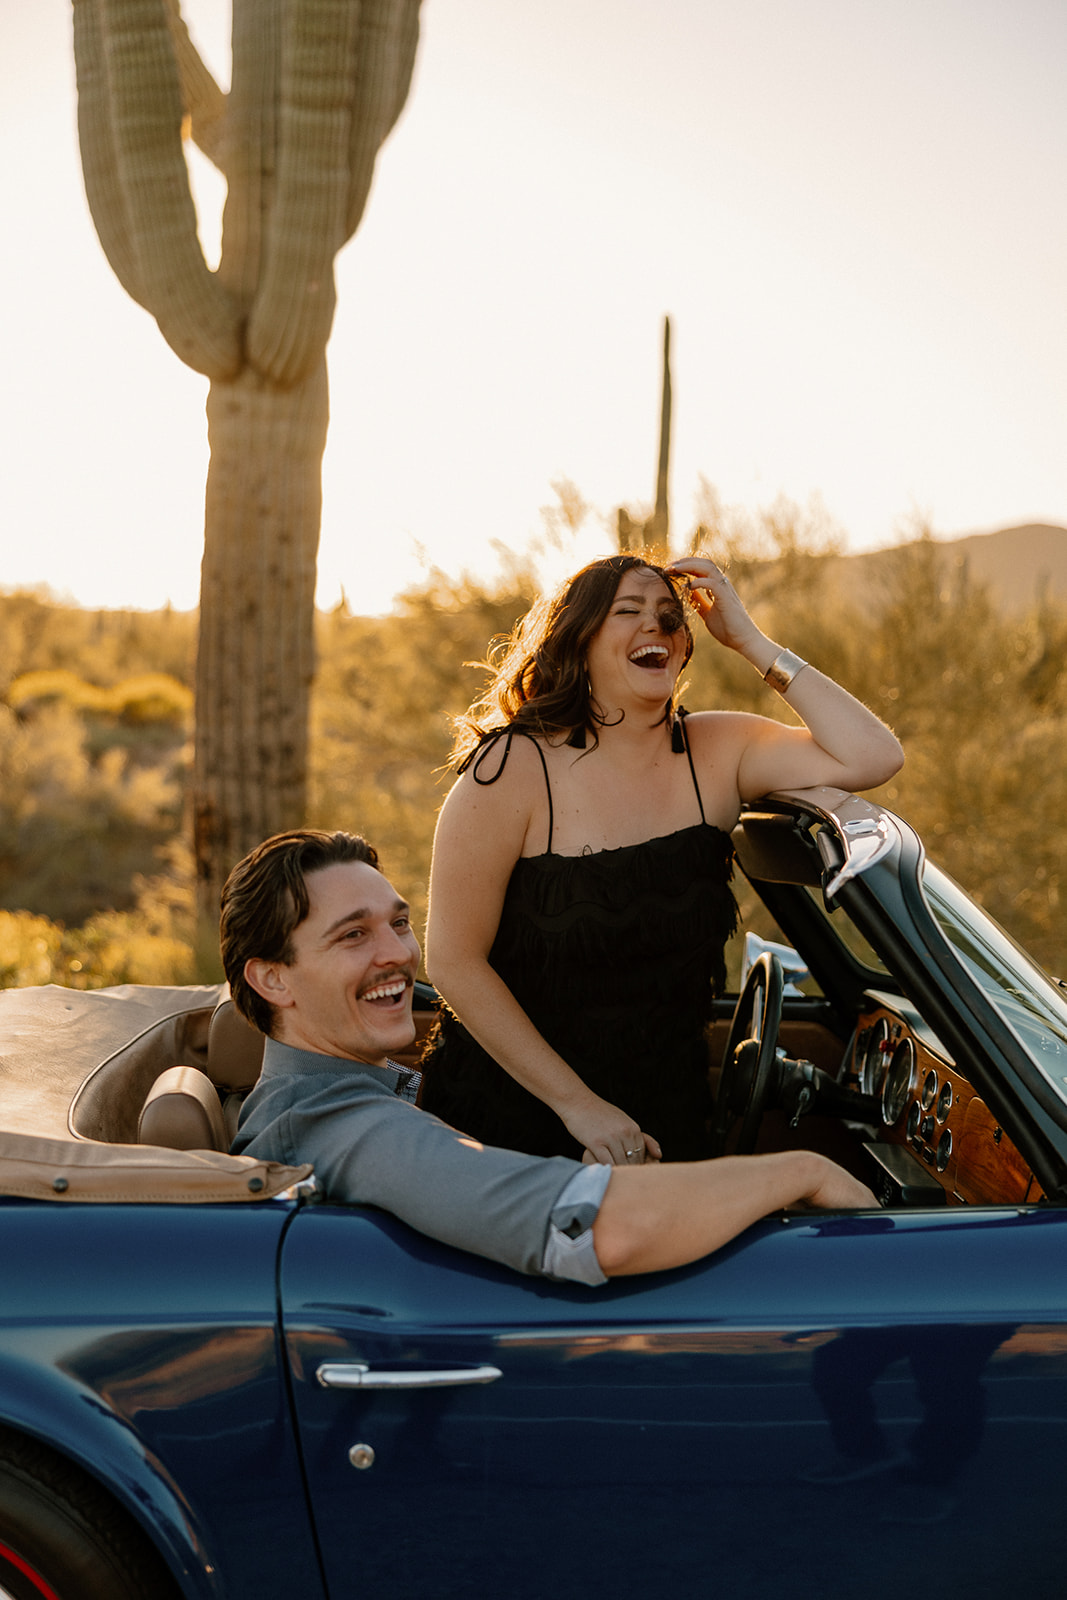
<box><xmin>2</xmin><ymin>787</ymin><xmax>1067</xmax><ymax>1600</ymax></box>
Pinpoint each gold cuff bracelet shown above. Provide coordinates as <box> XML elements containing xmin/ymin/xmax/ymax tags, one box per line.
<box><xmin>763</xmin><ymin>648</ymin><xmax>808</xmax><ymax>694</ymax></box>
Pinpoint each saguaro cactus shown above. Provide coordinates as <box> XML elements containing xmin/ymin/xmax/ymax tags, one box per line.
<box><xmin>616</xmin><ymin>316</ymin><xmax>672</xmax><ymax>563</ymax></box>
<box><xmin>72</xmin><ymin>0</ymin><xmax>421</xmax><ymax>926</ymax></box>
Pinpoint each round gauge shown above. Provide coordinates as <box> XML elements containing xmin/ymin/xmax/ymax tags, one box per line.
<box><xmin>906</xmin><ymin>1102</ymin><xmax>921</xmax><ymax>1139</ymax></box>
<box><xmin>861</xmin><ymin>1018</ymin><xmax>891</xmax><ymax>1093</ymax></box>
<box><xmin>921</xmin><ymin>1070</ymin><xmax>938</xmax><ymax>1112</ymax></box>
<box><xmin>936</xmin><ymin>1130</ymin><xmax>953</xmax><ymax>1173</ymax></box>
<box><xmin>881</xmin><ymin>1039</ymin><xmax>917</xmax><ymax>1126</ymax></box>
<box><xmin>937</xmin><ymin>1081</ymin><xmax>954</xmax><ymax>1122</ymax></box>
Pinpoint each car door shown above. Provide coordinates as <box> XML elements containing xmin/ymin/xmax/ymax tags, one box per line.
<box><xmin>280</xmin><ymin>1200</ymin><xmax>1067</xmax><ymax>1600</ymax></box>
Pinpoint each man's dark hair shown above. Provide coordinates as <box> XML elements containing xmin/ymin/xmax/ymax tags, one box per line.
<box><xmin>220</xmin><ymin>829</ymin><xmax>380</xmax><ymax>1036</ymax></box>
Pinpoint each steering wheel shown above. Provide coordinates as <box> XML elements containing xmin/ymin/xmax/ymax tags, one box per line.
<box><xmin>709</xmin><ymin>952</ymin><xmax>784</xmax><ymax>1156</ymax></box>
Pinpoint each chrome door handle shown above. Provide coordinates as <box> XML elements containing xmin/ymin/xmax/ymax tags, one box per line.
<box><xmin>316</xmin><ymin>1362</ymin><xmax>503</xmax><ymax>1390</ymax></box>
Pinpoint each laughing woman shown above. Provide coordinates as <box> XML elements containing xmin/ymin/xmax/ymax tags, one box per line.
<box><xmin>420</xmin><ymin>553</ymin><xmax>903</xmax><ymax>1165</ymax></box>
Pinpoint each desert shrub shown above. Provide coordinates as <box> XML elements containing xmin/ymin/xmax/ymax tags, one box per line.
<box><xmin>8</xmin><ymin>669</ymin><xmax>192</xmax><ymax>726</ymax></box>
<box><xmin>0</xmin><ymin>845</ymin><xmax>195</xmax><ymax>991</ymax></box>
<box><xmin>0</xmin><ymin>911</ymin><xmax>63</xmax><ymax>988</ymax></box>
<box><xmin>0</xmin><ymin>700</ymin><xmax>185</xmax><ymax>925</ymax></box>
<box><xmin>0</xmin><ymin>589</ymin><xmax>195</xmax><ymax>690</ymax></box>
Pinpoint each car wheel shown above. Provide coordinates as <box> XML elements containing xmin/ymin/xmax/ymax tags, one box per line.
<box><xmin>0</xmin><ymin>1430</ymin><xmax>178</xmax><ymax>1600</ymax></box>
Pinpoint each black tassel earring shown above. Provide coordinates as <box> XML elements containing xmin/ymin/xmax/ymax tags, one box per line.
<box><xmin>670</xmin><ymin>707</ymin><xmax>686</xmax><ymax>753</ymax></box>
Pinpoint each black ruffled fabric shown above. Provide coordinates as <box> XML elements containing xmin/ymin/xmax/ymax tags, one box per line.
<box><xmin>420</xmin><ymin>822</ymin><xmax>739</xmax><ymax>1161</ymax></box>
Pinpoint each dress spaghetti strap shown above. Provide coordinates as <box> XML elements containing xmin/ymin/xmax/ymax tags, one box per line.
<box><xmin>675</xmin><ymin>709</ymin><xmax>707</xmax><ymax>825</ymax></box>
<box><xmin>459</xmin><ymin>728</ymin><xmax>555</xmax><ymax>853</ymax></box>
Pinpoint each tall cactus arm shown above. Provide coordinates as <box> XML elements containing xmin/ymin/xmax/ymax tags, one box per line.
<box><xmin>217</xmin><ymin>0</ymin><xmax>284</xmax><ymax>311</ymax></box>
<box><xmin>78</xmin><ymin>0</ymin><xmax>242</xmax><ymax>378</ymax></box>
<box><xmin>244</xmin><ymin>0</ymin><xmax>362</xmax><ymax>388</ymax></box>
<box><xmin>162</xmin><ymin>0</ymin><xmax>228</xmax><ymax>173</ymax></box>
<box><xmin>73</xmin><ymin>0</ymin><xmax>146</xmax><ymax>304</ymax></box>
<box><xmin>344</xmin><ymin>0</ymin><xmax>420</xmax><ymax>239</ymax></box>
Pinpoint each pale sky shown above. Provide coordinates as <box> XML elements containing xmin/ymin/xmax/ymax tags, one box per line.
<box><xmin>3</xmin><ymin>0</ymin><xmax>1066</xmax><ymax>614</ymax></box>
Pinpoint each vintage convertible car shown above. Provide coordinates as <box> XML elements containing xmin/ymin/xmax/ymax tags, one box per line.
<box><xmin>2</xmin><ymin>786</ymin><xmax>1067</xmax><ymax>1600</ymax></box>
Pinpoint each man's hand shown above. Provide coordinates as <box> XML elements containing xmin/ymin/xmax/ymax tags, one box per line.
<box><xmin>798</xmin><ymin>1154</ymin><xmax>878</xmax><ymax>1211</ymax></box>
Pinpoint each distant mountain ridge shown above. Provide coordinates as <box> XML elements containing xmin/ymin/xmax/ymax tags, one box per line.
<box><xmin>834</xmin><ymin>524</ymin><xmax>1067</xmax><ymax>610</ymax></box>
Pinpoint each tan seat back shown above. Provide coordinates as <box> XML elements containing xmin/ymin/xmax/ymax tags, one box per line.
<box><xmin>138</xmin><ymin>1066</ymin><xmax>228</xmax><ymax>1152</ymax></box>
<box><xmin>207</xmin><ymin>999</ymin><xmax>266</xmax><ymax>1091</ymax></box>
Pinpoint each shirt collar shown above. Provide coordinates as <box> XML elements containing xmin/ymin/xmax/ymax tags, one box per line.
<box><xmin>261</xmin><ymin>1036</ymin><xmax>421</xmax><ymax>1100</ymax></box>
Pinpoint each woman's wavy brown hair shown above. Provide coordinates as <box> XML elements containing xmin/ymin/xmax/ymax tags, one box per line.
<box><xmin>451</xmin><ymin>554</ymin><xmax>693</xmax><ymax>765</ymax></box>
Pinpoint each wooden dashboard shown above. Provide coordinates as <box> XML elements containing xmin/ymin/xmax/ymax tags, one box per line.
<box><xmin>851</xmin><ymin>1003</ymin><xmax>1041</xmax><ymax>1206</ymax></box>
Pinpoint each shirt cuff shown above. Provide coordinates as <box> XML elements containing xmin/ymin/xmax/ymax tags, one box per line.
<box><xmin>542</xmin><ymin>1162</ymin><xmax>612</xmax><ymax>1286</ymax></box>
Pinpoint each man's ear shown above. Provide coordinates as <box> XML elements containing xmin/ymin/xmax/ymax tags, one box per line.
<box><xmin>244</xmin><ymin>957</ymin><xmax>296</xmax><ymax>1010</ymax></box>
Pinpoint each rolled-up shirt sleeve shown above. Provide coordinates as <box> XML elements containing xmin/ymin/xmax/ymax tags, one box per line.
<box><xmin>543</xmin><ymin>1162</ymin><xmax>611</xmax><ymax>1285</ymax></box>
<box><xmin>235</xmin><ymin>1070</ymin><xmax>610</xmax><ymax>1283</ymax></box>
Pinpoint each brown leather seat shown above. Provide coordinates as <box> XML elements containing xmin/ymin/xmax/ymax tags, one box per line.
<box><xmin>206</xmin><ymin>999</ymin><xmax>267</xmax><ymax>1143</ymax></box>
<box><xmin>207</xmin><ymin>1000</ymin><xmax>266</xmax><ymax>1092</ymax></box>
<box><xmin>137</xmin><ymin>1066</ymin><xmax>228</xmax><ymax>1152</ymax></box>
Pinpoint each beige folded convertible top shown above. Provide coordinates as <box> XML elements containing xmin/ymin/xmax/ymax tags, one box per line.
<box><xmin>0</xmin><ymin>981</ymin><xmax>225</xmax><ymax>1138</ymax></box>
<box><xmin>0</xmin><ymin>981</ymin><xmax>312</xmax><ymax>1201</ymax></box>
<box><xmin>0</xmin><ymin>1127</ymin><xmax>313</xmax><ymax>1204</ymax></box>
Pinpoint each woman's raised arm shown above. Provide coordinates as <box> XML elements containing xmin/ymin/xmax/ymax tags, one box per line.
<box><xmin>667</xmin><ymin>555</ymin><xmax>903</xmax><ymax>800</ymax></box>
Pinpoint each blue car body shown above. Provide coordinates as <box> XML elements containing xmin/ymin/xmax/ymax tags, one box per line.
<box><xmin>2</xmin><ymin>788</ymin><xmax>1067</xmax><ymax>1598</ymax></box>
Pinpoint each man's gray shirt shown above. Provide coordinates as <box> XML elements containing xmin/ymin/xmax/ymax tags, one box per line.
<box><xmin>232</xmin><ymin>1038</ymin><xmax>609</xmax><ymax>1284</ymax></box>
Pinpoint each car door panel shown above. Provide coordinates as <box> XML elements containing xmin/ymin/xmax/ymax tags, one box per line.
<box><xmin>281</xmin><ymin>1203</ymin><xmax>1067</xmax><ymax>1599</ymax></box>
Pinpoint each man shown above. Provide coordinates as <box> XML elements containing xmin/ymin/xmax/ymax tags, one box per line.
<box><xmin>226</xmin><ymin>829</ymin><xmax>876</xmax><ymax>1285</ymax></box>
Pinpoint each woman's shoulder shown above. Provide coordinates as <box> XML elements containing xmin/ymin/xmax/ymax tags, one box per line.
<box><xmin>454</xmin><ymin>725</ymin><xmax>553</xmax><ymax>783</ymax></box>
<box><xmin>444</xmin><ymin>727</ymin><xmax>553</xmax><ymax>817</ymax></box>
<box><xmin>435</xmin><ymin>728</ymin><xmax>552</xmax><ymax>862</ymax></box>
<box><xmin>680</xmin><ymin>708</ymin><xmax>770</xmax><ymax>748</ymax></box>
<box><xmin>677</xmin><ymin>711</ymin><xmax>770</xmax><ymax>830</ymax></box>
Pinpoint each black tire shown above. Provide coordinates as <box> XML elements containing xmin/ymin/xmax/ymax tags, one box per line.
<box><xmin>0</xmin><ymin>1427</ymin><xmax>180</xmax><ymax>1600</ymax></box>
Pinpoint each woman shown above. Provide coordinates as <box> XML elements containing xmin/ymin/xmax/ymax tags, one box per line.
<box><xmin>420</xmin><ymin>553</ymin><xmax>902</xmax><ymax>1165</ymax></box>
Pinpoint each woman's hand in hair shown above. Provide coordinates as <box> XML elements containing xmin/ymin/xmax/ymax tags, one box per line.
<box><xmin>665</xmin><ymin>556</ymin><xmax>762</xmax><ymax>657</ymax></box>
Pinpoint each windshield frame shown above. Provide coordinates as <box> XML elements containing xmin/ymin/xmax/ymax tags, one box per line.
<box><xmin>919</xmin><ymin>860</ymin><xmax>1067</xmax><ymax>1107</ymax></box>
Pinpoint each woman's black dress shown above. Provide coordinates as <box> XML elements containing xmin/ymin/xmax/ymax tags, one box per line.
<box><xmin>419</xmin><ymin>725</ymin><xmax>739</xmax><ymax>1162</ymax></box>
